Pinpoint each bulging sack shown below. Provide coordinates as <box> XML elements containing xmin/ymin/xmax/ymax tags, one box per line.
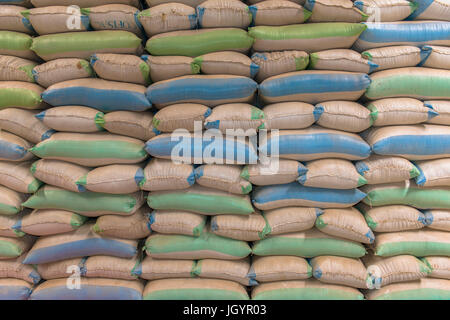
<box><xmin>407</xmin><ymin>0</ymin><xmax>450</xmax><ymax>21</ymax></box>
<box><xmin>354</xmin><ymin>0</ymin><xmax>417</xmax><ymax>22</ymax></box>
<box><xmin>422</xmin><ymin>256</ymin><xmax>450</xmax><ymax>280</ymax></box>
<box><xmin>252</xmin><ymin>182</ymin><xmax>366</xmax><ymax>210</ymax></box>
<box><xmin>311</xmin><ymin>256</ymin><xmax>367</xmax><ymax>289</ymax></box>
<box><xmin>139</xmin><ymin>257</ymin><xmax>195</xmax><ymax>280</ymax></box>
<box><xmin>252</xmin><ymin>228</ymin><xmax>367</xmax><ymax>258</ymax></box>
<box><xmin>366</xmin><ymin>98</ymin><xmax>437</xmax><ymax>126</ymax></box>
<box><xmin>103</xmin><ymin>111</ymin><xmax>158</xmax><ymax>141</ymax></box>
<box><xmin>143</xmin><ymin>278</ymin><xmax>249</xmax><ymax>300</ymax></box>
<box><xmin>195</xmin><ymin>164</ymin><xmax>251</xmax><ymax>195</ymax></box>
<box><xmin>304</xmin><ymin>0</ymin><xmax>367</xmax><ymax>23</ymax></box>
<box><xmin>258</xmin><ymin>71</ymin><xmax>370</xmax><ymax>104</ymax></box>
<box><xmin>0</xmin><ymin>256</ymin><xmax>40</xmax><ymax>284</ymax></box>
<box><xmin>31</xmin><ymin>159</ymin><xmax>89</xmax><ymax>193</ymax></box>
<box><xmin>361</xmin><ymin>46</ymin><xmax>422</xmax><ymax>71</ymax></box>
<box><xmin>204</xmin><ymin>103</ymin><xmax>264</xmax><ymax>134</ymax></box>
<box><xmin>0</xmin><ymin>5</ymin><xmax>34</xmax><ymax>34</ymax></box>
<box><xmin>30</xmin><ymin>278</ymin><xmax>143</xmax><ymax>300</ymax></box>
<box><xmin>197</xmin><ymin>0</ymin><xmax>251</xmax><ymax>29</ymax></box>
<box><xmin>147</xmin><ymin>185</ymin><xmax>254</xmax><ymax>215</ymax></box>
<box><xmin>0</xmin><ymin>235</ymin><xmax>34</xmax><ymax>259</ymax></box>
<box><xmin>191</xmin><ymin>259</ymin><xmax>252</xmax><ymax>286</ymax></box>
<box><xmin>147</xmin><ymin>210</ymin><xmax>206</xmax><ymax>237</ymax></box>
<box><xmin>260</xmin><ymin>127</ymin><xmax>371</xmax><ymax>161</ymax></box>
<box><xmin>23</xmin><ymin>222</ymin><xmax>138</xmax><ymax>264</ymax></box>
<box><xmin>194</xmin><ymin>51</ymin><xmax>259</xmax><ymax>78</ymax></box>
<box><xmin>365</xmin><ymin>124</ymin><xmax>450</xmax><ymax>160</ymax></box>
<box><xmin>0</xmin><ymin>214</ymin><xmax>25</xmax><ymax>238</ymax></box>
<box><xmin>32</xmin><ymin>58</ymin><xmax>94</xmax><ymax>88</ymax></box>
<box><xmin>366</xmin><ymin>67</ymin><xmax>450</xmax><ymax>100</ymax></box>
<box><xmin>82</xmin><ymin>255</ymin><xmax>141</xmax><ymax>280</ymax></box>
<box><xmin>374</xmin><ymin>230</ymin><xmax>450</xmax><ymax>257</ymax></box>
<box><xmin>14</xmin><ymin>209</ymin><xmax>87</xmax><ymax>236</ymax></box>
<box><xmin>93</xmin><ymin>207</ymin><xmax>151</xmax><ymax>239</ymax></box>
<box><xmin>309</xmin><ymin>49</ymin><xmax>378</xmax><ymax>73</ymax></box>
<box><xmin>0</xmin><ymin>108</ymin><xmax>54</xmax><ymax>143</ymax></box>
<box><xmin>424</xmin><ymin>210</ymin><xmax>450</xmax><ymax>232</ymax></box>
<box><xmin>82</xmin><ymin>4</ymin><xmax>144</xmax><ymax>36</ymax></box>
<box><xmin>22</xmin><ymin>6</ymin><xmax>90</xmax><ymax>35</ymax></box>
<box><xmin>140</xmin><ymin>158</ymin><xmax>194</xmax><ymax>192</ymax></box>
<box><xmin>152</xmin><ymin>103</ymin><xmax>211</xmax><ymax>132</ymax></box>
<box><xmin>252</xmin><ymin>279</ymin><xmax>364</xmax><ymax>300</ymax></box>
<box><xmin>367</xmin><ymin>278</ymin><xmax>450</xmax><ymax>300</ymax></box>
<box><xmin>262</xmin><ymin>101</ymin><xmax>316</xmax><ymax>130</ymax></box>
<box><xmin>30</xmin><ymin>132</ymin><xmax>148</xmax><ymax>167</ymax></box>
<box><xmin>145</xmin><ymin>132</ymin><xmax>258</xmax><ymax>164</ymax></box>
<box><xmin>77</xmin><ymin>164</ymin><xmax>145</xmax><ymax>194</ymax></box>
<box><xmin>36</xmin><ymin>106</ymin><xmax>104</xmax><ymax>133</ymax></box>
<box><xmin>0</xmin><ymin>162</ymin><xmax>42</xmax><ymax>193</ymax></box>
<box><xmin>31</xmin><ymin>0</ymin><xmax>141</xmax><ymax>6</ymax></box>
<box><xmin>354</xmin><ymin>21</ymin><xmax>450</xmax><ymax>51</ymax></box>
<box><xmin>0</xmin><ymin>55</ymin><xmax>36</xmax><ymax>82</ymax></box>
<box><xmin>90</xmin><ymin>53</ymin><xmax>150</xmax><ymax>85</ymax></box>
<box><xmin>146</xmin><ymin>75</ymin><xmax>257</xmax><ymax>108</ymax></box>
<box><xmin>30</xmin><ymin>30</ymin><xmax>143</xmax><ymax>61</ymax></box>
<box><xmin>22</xmin><ymin>185</ymin><xmax>145</xmax><ymax>217</ymax></box>
<box><xmin>249</xmin><ymin>0</ymin><xmax>311</xmax><ymax>26</ymax></box>
<box><xmin>299</xmin><ymin>159</ymin><xmax>366</xmax><ymax>190</ymax></box>
<box><xmin>143</xmin><ymin>55</ymin><xmax>198</xmax><ymax>83</ymax></box>
<box><xmin>416</xmin><ymin>159</ymin><xmax>450</xmax><ymax>187</ymax></box>
<box><xmin>0</xmin><ymin>131</ymin><xmax>33</xmax><ymax>162</ymax></box>
<box><xmin>420</xmin><ymin>45</ymin><xmax>450</xmax><ymax>70</ymax></box>
<box><xmin>314</xmin><ymin>101</ymin><xmax>372</xmax><ymax>132</ymax></box>
<box><xmin>146</xmin><ymin>28</ymin><xmax>254</xmax><ymax>57</ymax></box>
<box><xmin>355</xmin><ymin>155</ymin><xmax>420</xmax><ymax>184</ymax></box>
<box><xmin>0</xmin><ymin>81</ymin><xmax>45</xmax><ymax>110</ymax></box>
<box><xmin>243</xmin><ymin>158</ymin><xmax>306</xmax><ymax>186</ymax></box>
<box><xmin>315</xmin><ymin>207</ymin><xmax>374</xmax><ymax>244</ymax></box>
<box><xmin>0</xmin><ymin>279</ymin><xmax>32</xmax><ymax>300</ymax></box>
<box><xmin>0</xmin><ymin>185</ymin><xmax>26</xmax><ymax>216</ymax></box>
<box><xmin>138</xmin><ymin>3</ymin><xmax>196</xmax><ymax>37</ymax></box>
<box><xmin>364</xmin><ymin>254</ymin><xmax>431</xmax><ymax>288</ymax></box>
<box><xmin>359</xmin><ymin>204</ymin><xmax>429</xmax><ymax>232</ymax></box>
<box><xmin>144</xmin><ymin>232</ymin><xmax>252</xmax><ymax>260</ymax></box>
<box><xmin>42</xmin><ymin>79</ymin><xmax>151</xmax><ymax>112</ymax></box>
<box><xmin>0</xmin><ymin>31</ymin><xmax>37</xmax><ymax>60</ymax></box>
<box><xmin>248</xmin><ymin>23</ymin><xmax>367</xmax><ymax>52</ymax></box>
<box><xmin>251</xmin><ymin>51</ymin><xmax>309</xmax><ymax>82</ymax></box>
<box><xmin>250</xmin><ymin>256</ymin><xmax>312</xmax><ymax>283</ymax></box>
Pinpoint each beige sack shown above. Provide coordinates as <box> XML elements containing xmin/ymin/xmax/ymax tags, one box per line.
<box><xmin>0</xmin><ymin>55</ymin><xmax>36</xmax><ymax>82</ymax></box>
<box><xmin>0</xmin><ymin>5</ymin><xmax>34</xmax><ymax>34</ymax></box>
<box><xmin>103</xmin><ymin>111</ymin><xmax>157</xmax><ymax>141</ymax></box>
<box><xmin>311</xmin><ymin>256</ymin><xmax>367</xmax><ymax>288</ymax></box>
<box><xmin>84</xmin><ymin>255</ymin><xmax>140</xmax><ymax>280</ymax></box>
<box><xmin>306</xmin><ymin>0</ymin><xmax>367</xmax><ymax>22</ymax></box>
<box><xmin>355</xmin><ymin>0</ymin><xmax>416</xmax><ymax>22</ymax></box>
<box><xmin>36</xmin><ymin>257</ymin><xmax>83</xmax><ymax>280</ymax></box>
<box><xmin>144</xmin><ymin>55</ymin><xmax>198</xmax><ymax>83</ymax></box>
<box><xmin>367</xmin><ymin>98</ymin><xmax>434</xmax><ymax>126</ymax></box>
<box><xmin>250</xmin><ymin>256</ymin><xmax>311</xmax><ymax>283</ymax></box>
<box><xmin>78</xmin><ymin>164</ymin><xmax>144</xmax><ymax>194</ymax></box>
<box><xmin>421</xmin><ymin>45</ymin><xmax>450</xmax><ymax>70</ymax></box>
<box><xmin>37</xmin><ymin>106</ymin><xmax>104</xmax><ymax>133</ymax></box>
<box><xmin>0</xmin><ymin>213</ymin><xmax>24</xmax><ymax>237</ymax></box>
<box><xmin>314</xmin><ymin>101</ymin><xmax>371</xmax><ymax>132</ymax></box>
<box><xmin>423</xmin><ymin>256</ymin><xmax>450</xmax><ymax>280</ymax></box>
<box><xmin>148</xmin><ymin>210</ymin><xmax>207</xmax><ymax>236</ymax></box>
<box><xmin>197</xmin><ymin>0</ymin><xmax>252</xmax><ymax>29</ymax></box>
<box><xmin>299</xmin><ymin>158</ymin><xmax>366</xmax><ymax>189</ymax></box>
<box><xmin>252</xmin><ymin>51</ymin><xmax>309</xmax><ymax>82</ymax></box>
<box><xmin>194</xmin><ymin>258</ymin><xmax>252</xmax><ymax>286</ymax></box>
<box><xmin>0</xmin><ymin>255</ymin><xmax>40</xmax><ymax>283</ymax></box>
<box><xmin>152</xmin><ymin>103</ymin><xmax>210</xmax><ymax>132</ymax></box>
<box><xmin>309</xmin><ymin>49</ymin><xmax>376</xmax><ymax>73</ymax></box>
<box><xmin>0</xmin><ymin>185</ymin><xmax>26</xmax><ymax>216</ymax></box>
<box><xmin>249</xmin><ymin>0</ymin><xmax>310</xmax><ymax>26</ymax></box>
<box><xmin>415</xmin><ymin>159</ymin><xmax>450</xmax><ymax>187</ymax></box>
<box><xmin>204</xmin><ymin>103</ymin><xmax>264</xmax><ymax>134</ymax></box>
<box><xmin>426</xmin><ymin>100</ymin><xmax>450</xmax><ymax>125</ymax></box>
<box><xmin>23</xmin><ymin>6</ymin><xmax>90</xmax><ymax>35</ymax></box>
<box><xmin>0</xmin><ymin>108</ymin><xmax>54</xmax><ymax>144</ymax></box>
<box><xmin>0</xmin><ymin>162</ymin><xmax>41</xmax><ymax>193</ymax></box>
<box><xmin>362</xmin><ymin>46</ymin><xmax>422</xmax><ymax>71</ymax></box>
<box><xmin>139</xmin><ymin>256</ymin><xmax>194</xmax><ymax>280</ymax></box>
<box><xmin>426</xmin><ymin>210</ymin><xmax>450</xmax><ymax>232</ymax></box>
<box><xmin>140</xmin><ymin>158</ymin><xmax>194</xmax><ymax>191</ymax></box>
<box><xmin>244</xmin><ymin>158</ymin><xmax>303</xmax><ymax>185</ymax></box>
<box><xmin>262</xmin><ymin>101</ymin><xmax>315</xmax><ymax>129</ymax></box>
<box><xmin>0</xmin><ymin>131</ymin><xmax>34</xmax><ymax>162</ymax></box>
<box><xmin>30</xmin><ymin>0</ymin><xmax>141</xmax><ymax>8</ymax></box>
<box><xmin>32</xmin><ymin>58</ymin><xmax>94</xmax><ymax>88</ymax></box>
<box><xmin>93</xmin><ymin>207</ymin><xmax>151</xmax><ymax>239</ymax></box>
<box><xmin>90</xmin><ymin>53</ymin><xmax>150</xmax><ymax>85</ymax></box>
<box><xmin>18</xmin><ymin>209</ymin><xmax>87</xmax><ymax>236</ymax></box>
<box><xmin>194</xmin><ymin>51</ymin><xmax>257</xmax><ymax>78</ymax></box>
<box><xmin>316</xmin><ymin>207</ymin><xmax>374</xmax><ymax>244</ymax></box>
<box><xmin>139</xmin><ymin>3</ymin><xmax>196</xmax><ymax>37</ymax></box>
<box><xmin>31</xmin><ymin>159</ymin><xmax>89</xmax><ymax>193</ymax></box>
<box><xmin>194</xmin><ymin>164</ymin><xmax>251</xmax><ymax>194</ymax></box>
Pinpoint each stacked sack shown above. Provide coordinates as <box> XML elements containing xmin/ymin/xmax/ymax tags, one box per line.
<box><xmin>1</xmin><ymin>0</ymin><xmax>449</xmax><ymax>300</ymax></box>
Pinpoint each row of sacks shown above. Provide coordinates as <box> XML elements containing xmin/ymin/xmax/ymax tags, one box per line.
<box><xmin>2</xmin><ymin>20</ymin><xmax>450</xmax><ymax>61</ymax></box>
<box><xmin>4</xmin><ymin>67</ymin><xmax>450</xmax><ymax>112</ymax></box>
